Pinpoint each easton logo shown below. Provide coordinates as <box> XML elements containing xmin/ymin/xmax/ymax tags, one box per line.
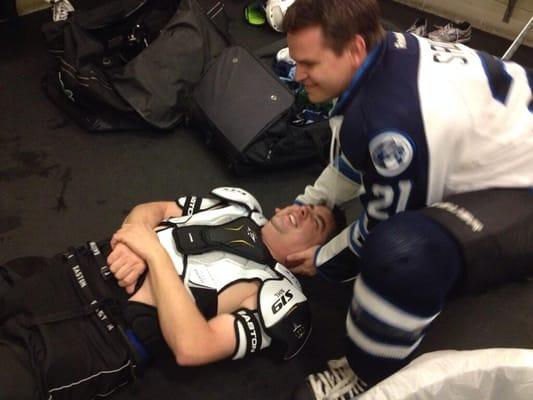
<box><xmin>241</xmin><ymin>312</ymin><xmax>259</xmax><ymax>352</ymax></box>
<box><xmin>187</xmin><ymin>197</ymin><xmax>197</xmax><ymax>215</ymax></box>
<box><xmin>72</xmin><ymin>265</ymin><xmax>87</xmax><ymax>288</ymax></box>
<box><xmin>272</xmin><ymin>289</ymin><xmax>294</xmax><ymax>314</ymax></box>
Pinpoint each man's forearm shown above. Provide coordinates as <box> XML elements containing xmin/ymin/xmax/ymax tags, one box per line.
<box><xmin>296</xmin><ymin>164</ymin><xmax>363</xmax><ymax>208</ymax></box>
<box><xmin>146</xmin><ymin>248</ymin><xmax>226</xmax><ymax>364</ymax></box>
<box><xmin>123</xmin><ymin>201</ymin><xmax>182</xmax><ymax>228</ymax></box>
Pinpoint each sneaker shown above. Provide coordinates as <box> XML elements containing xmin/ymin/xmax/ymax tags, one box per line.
<box><xmin>46</xmin><ymin>0</ymin><xmax>75</xmax><ymax>22</ymax></box>
<box><xmin>293</xmin><ymin>357</ymin><xmax>368</xmax><ymax>400</ymax></box>
<box><xmin>428</xmin><ymin>21</ymin><xmax>472</xmax><ymax>43</ymax></box>
<box><xmin>406</xmin><ymin>17</ymin><xmax>428</xmax><ymax>37</ymax></box>
<box><xmin>276</xmin><ymin>47</ymin><xmax>296</xmax><ymax>65</ymax></box>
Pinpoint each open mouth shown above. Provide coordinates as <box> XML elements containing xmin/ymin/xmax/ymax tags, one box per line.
<box><xmin>288</xmin><ymin>214</ymin><xmax>297</xmax><ymax>227</ymax></box>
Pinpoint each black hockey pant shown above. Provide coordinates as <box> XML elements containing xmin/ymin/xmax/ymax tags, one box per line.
<box><xmin>0</xmin><ymin>243</ymin><xmax>142</xmax><ymax>400</ymax></box>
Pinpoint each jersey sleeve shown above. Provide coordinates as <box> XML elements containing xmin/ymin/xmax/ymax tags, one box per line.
<box><xmin>313</xmin><ymin>210</ymin><xmax>369</xmax><ymax>282</ymax></box>
<box><xmin>296</xmin><ymin>155</ymin><xmax>364</xmax><ymax>208</ymax></box>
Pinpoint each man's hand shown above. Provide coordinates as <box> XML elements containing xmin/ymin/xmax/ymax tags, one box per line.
<box><xmin>286</xmin><ymin>245</ymin><xmax>319</xmax><ymax>276</ymax></box>
<box><xmin>107</xmin><ymin>242</ymin><xmax>146</xmax><ymax>294</ymax></box>
<box><xmin>111</xmin><ymin>223</ymin><xmax>165</xmax><ymax>264</ymax></box>
<box><xmin>109</xmin><ymin>223</ymin><xmax>165</xmax><ymax>294</ymax></box>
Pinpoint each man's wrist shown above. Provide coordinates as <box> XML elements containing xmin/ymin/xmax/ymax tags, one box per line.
<box><xmin>147</xmin><ymin>245</ymin><xmax>170</xmax><ymax>266</ymax></box>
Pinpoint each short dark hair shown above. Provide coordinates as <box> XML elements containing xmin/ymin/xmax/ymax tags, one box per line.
<box><xmin>328</xmin><ymin>206</ymin><xmax>347</xmax><ymax>241</ymax></box>
<box><xmin>282</xmin><ymin>0</ymin><xmax>386</xmax><ymax>55</ymax></box>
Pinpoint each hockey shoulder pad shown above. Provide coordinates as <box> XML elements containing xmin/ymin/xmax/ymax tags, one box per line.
<box><xmin>177</xmin><ymin>195</ymin><xmax>222</xmax><ymax>216</ymax></box>
<box><xmin>258</xmin><ymin>279</ymin><xmax>312</xmax><ymax>360</ymax></box>
<box><xmin>211</xmin><ymin>187</ymin><xmax>263</xmax><ymax>214</ymax></box>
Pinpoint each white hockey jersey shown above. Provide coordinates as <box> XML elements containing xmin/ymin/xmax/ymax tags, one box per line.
<box><xmin>297</xmin><ymin>32</ymin><xmax>533</xmax><ymax>281</ymax></box>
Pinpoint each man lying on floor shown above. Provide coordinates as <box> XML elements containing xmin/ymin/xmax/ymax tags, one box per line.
<box><xmin>0</xmin><ymin>187</ymin><xmax>340</xmax><ymax>400</ymax></box>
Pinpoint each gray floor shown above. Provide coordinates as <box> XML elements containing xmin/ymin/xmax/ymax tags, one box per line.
<box><xmin>1</xmin><ymin>1</ymin><xmax>532</xmax><ymax>399</ymax></box>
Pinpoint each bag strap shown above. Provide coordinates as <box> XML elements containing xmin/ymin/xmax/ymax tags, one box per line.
<box><xmin>195</xmin><ymin>0</ymin><xmax>232</xmax><ymax>44</ymax></box>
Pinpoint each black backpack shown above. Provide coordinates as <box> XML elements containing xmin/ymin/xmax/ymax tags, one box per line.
<box><xmin>191</xmin><ymin>44</ymin><xmax>331</xmax><ymax>175</ymax></box>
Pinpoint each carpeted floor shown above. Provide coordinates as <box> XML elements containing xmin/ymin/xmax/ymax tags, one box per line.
<box><xmin>0</xmin><ymin>1</ymin><xmax>531</xmax><ymax>399</ymax></box>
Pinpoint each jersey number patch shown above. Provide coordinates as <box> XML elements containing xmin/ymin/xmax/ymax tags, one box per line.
<box><xmin>367</xmin><ymin>180</ymin><xmax>412</xmax><ymax>220</ymax></box>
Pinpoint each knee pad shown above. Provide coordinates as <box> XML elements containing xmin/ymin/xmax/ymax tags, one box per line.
<box><xmin>360</xmin><ymin>211</ymin><xmax>462</xmax><ymax>315</ymax></box>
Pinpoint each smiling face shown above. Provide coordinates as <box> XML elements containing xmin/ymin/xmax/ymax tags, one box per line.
<box><xmin>261</xmin><ymin>204</ymin><xmax>336</xmax><ymax>264</ymax></box>
<box><xmin>287</xmin><ymin>25</ymin><xmax>366</xmax><ymax>104</ymax></box>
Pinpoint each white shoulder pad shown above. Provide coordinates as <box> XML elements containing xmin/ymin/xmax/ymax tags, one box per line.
<box><xmin>167</xmin><ymin>204</ymin><xmax>248</xmax><ymax>227</ymax></box>
<box><xmin>250</xmin><ymin>211</ymin><xmax>268</xmax><ymax>226</ymax></box>
<box><xmin>258</xmin><ymin>278</ymin><xmax>311</xmax><ymax>360</ymax></box>
<box><xmin>177</xmin><ymin>195</ymin><xmax>221</xmax><ymax>215</ymax></box>
<box><xmin>273</xmin><ymin>263</ymin><xmax>302</xmax><ymax>291</ymax></box>
<box><xmin>211</xmin><ymin>187</ymin><xmax>263</xmax><ymax>213</ymax></box>
<box><xmin>259</xmin><ymin>279</ymin><xmax>307</xmax><ymax>329</ymax></box>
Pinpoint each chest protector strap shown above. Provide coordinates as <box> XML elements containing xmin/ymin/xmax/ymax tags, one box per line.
<box><xmin>172</xmin><ymin>217</ymin><xmax>274</xmax><ymax>265</ymax></box>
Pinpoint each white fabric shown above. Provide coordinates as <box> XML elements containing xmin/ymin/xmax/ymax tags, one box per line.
<box><xmin>416</xmin><ymin>38</ymin><xmax>533</xmax><ymax>203</ymax></box>
<box><xmin>359</xmin><ymin>348</ymin><xmax>533</xmax><ymax>400</ymax></box>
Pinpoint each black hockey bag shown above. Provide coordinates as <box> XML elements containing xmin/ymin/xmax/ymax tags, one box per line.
<box><xmin>41</xmin><ymin>0</ymin><xmax>180</xmax><ymax>131</ymax></box>
<box><xmin>190</xmin><ymin>45</ymin><xmax>331</xmax><ymax>174</ymax></box>
<box><xmin>42</xmin><ymin>0</ymin><xmax>229</xmax><ymax>132</ymax></box>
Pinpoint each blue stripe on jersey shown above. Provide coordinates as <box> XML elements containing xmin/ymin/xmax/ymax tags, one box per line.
<box><xmin>336</xmin><ymin>154</ymin><xmax>363</xmax><ymax>184</ymax></box>
<box><xmin>477</xmin><ymin>51</ymin><xmax>513</xmax><ymax>105</ymax></box>
<box><xmin>357</xmin><ymin>212</ymin><xmax>369</xmax><ymax>240</ymax></box>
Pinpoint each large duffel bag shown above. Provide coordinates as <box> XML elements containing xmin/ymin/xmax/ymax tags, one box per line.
<box><xmin>42</xmin><ymin>0</ymin><xmax>229</xmax><ymax>132</ymax></box>
<box><xmin>190</xmin><ymin>44</ymin><xmax>331</xmax><ymax>175</ymax></box>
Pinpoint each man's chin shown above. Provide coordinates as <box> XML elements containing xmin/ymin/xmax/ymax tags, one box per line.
<box><xmin>307</xmin><ymin>90</ymin><xmax>330</xmax><ymax>104</ymax></box>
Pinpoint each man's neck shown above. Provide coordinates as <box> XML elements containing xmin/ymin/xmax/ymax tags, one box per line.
<box><xmin>260</xmin><ymin>226</ymin><xmax>285</xmax><ymax>265</ymax></box>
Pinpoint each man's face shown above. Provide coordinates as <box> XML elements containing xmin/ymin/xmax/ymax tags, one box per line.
<box><xmin>287</xmin><ymin>26</ymin><xmax>361</xmax><ymax>103</ymax></box>
<box><xmin>262</xmin><ymin>204</ymin><xmax>336</xmax><ymax>259</ymax></box>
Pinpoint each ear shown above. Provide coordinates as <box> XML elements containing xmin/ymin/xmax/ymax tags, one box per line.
<box><xmin>275</xmin><ymin>208</ymin><xmax>281</xmax><ymax>213</ymax></box>
<box><xmin>347</xmin><ymin>34</ymin><xmax>368</xmax><ymax>68</ymax></box>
